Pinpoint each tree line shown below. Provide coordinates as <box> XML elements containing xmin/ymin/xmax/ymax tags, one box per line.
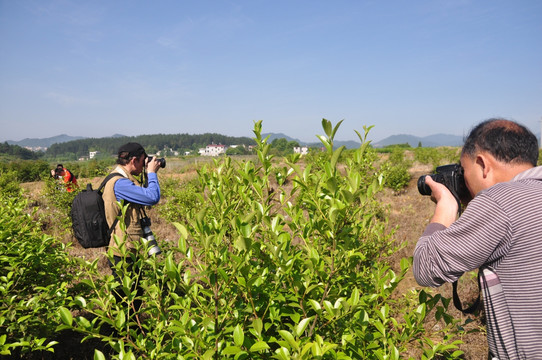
<box><xmin>0</xmin><ymin>142</ymin><xmax>43</xmax><ymax>160</ymax></box>
<box><xmin>45</xmin><ymin>133</ymin><xmax>257</xmax><ymax>160</ymax></box>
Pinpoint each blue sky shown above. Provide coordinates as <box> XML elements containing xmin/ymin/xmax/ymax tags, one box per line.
<box><xmin>1</xmin><ymin>0</ymin><xmax>541</xmax><ymax>143</ymax></box>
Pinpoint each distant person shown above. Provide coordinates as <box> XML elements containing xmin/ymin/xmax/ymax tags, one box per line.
<box><xmin>413</xmin><ymin>118</ymin><xmax>542</xmax><ymax>359</ymax></box>
<box><xmin>51</xmin><ymin>164</ymin><xmax>78</xmax><ymax>192</ymax></box>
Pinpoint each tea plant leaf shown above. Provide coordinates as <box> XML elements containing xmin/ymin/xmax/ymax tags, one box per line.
<box><xmin>316</xmin><ymin>135</ymin><xmax>332</xmax><ymax>152</ymax></box>
<box><xmin>250</xmin><ymin>340</ymin><xmax>270</xmax><ymax>352</ymax></box>
<box><xmin>94</xmin><ymin>350</ymin><xmax>106</xmax><ymax>360</ymax></box>
<box><xmin>252</xmin><ymin>318</ymin><xmax>263</xmax><ymax>337</ymax></box>
<box><xmin>173</xmin><ymin>222</ymin><xmax>188</xmax><ymax>240</ymax></box>
<box><xmin>115</xmin><ymin>309</ymin><xmax>125</xmax><ymax>329</ymax></box>
<box><xmin>322</xmin><ymin>118</ymin><xmax>332</xmax><ymax>137</ymax></box>
<box><xmin>295</xmin><ymin>317</ymin><xmax>312</xmax><ymax>337</ymax></box>
<box><xmin>278</xmin><ymin>330</ymin><xmax>299</xmax><ymax>351</ymax></box>
<box><xmin>223</xmin><ymin>346</ymin><xmax>243</xmax><ymax>355</ymax></box>
<box><xmin>331</xmin><ymin>145</ymin><xmax>345</xmax><ymax>169</ymax></box>
<box><xmin>233</xmin><ymin>324</ymin><xmax>244</xmax><ymax>347</ymax></box>
<box><xmin>58</xmin><ymin>307</ymin><xmax>72</xmax><ymax>326</ymax></box>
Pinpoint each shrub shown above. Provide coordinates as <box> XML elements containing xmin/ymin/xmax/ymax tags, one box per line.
<box><xmin>159</xmin><ymin>176</ymin><xmax>201</xmax><ymax>224</ymax></box>
<box><xmin>0</xmin><ymin>160</ymin><xmax>50</xmax><ymax>182</ymax></box>
<box><xmin>42</xmin><ymin>175</ymin><xmax>79</xmax><ymax>230</ymax></box>
<box><xmin>0</xmin><ymin>194</ymin><xmax>79</xmax><ymax>356</ymax></box>
<box><xmin>0</xmin><ymin>170</ymin><xmax>22</xmax><ymax>198</ymax></box>
<box><xmin>59</xmin><ymin>120</ymin><xmax>465</xmax><ymax>359</ymax></box>
<box><xmin>382</xmin><ymin>162</ymin><xmax>411</xmax><ymax>193</ymax></box>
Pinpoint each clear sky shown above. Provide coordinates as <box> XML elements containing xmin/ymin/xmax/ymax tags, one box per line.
<box><xmin>1</xmin><ymin>0</ymin><xmax>541</xmax><ymax>143</ymax></box>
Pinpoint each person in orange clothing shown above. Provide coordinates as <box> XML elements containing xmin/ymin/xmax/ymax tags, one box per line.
<box><xmin>51</xmin><ymin>164</ymin><xmax>78</xmax><ymax>192</ymax></box>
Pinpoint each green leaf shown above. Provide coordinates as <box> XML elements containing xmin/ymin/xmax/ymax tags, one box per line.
<box><xmin>252</xmin><ymin>318</ymin><xmax>263</xmax><ymax>336</ymax></box>
<box><xmin>322</xmin><ymin>118</ymin><xmax>332</xmax><ymax>137</ymax></box>
<box><xmin>94</xmin><ymin>350</ymin><xmax>106</xmax><ymax>360</ymax></box>
<box><xmin>223</xmin><ymin>346</ymin><xmax>242</xmax><ymax>355</ymax></box>
<box><xmin>308</xmin><ymin>299</ymin><xmax>321</xmax><ymax>312</ymax></box>
<box><xmin>278</xmin><ymin>330</ymin><xmax>299</xmax><ymax>351</ymax></box>
<box><xmin>295</xmin><ymin>317</ymin><xmax>311</xmax><ymax>337</ymax></box>
<box><xmin>233</xmin><ymin>324</ymin><xmax>244</xmax><ymax>347</ymax></box>
<box><xmin>74</xmin><ymin>296</ymin><xmax>87</xmax><ymax>308</ymax></box>
<box><xmin>58</xmin><ymin>307</ymin><xmax>73</xmax><ymax>326</ymax></box>
<box><xmin>173</xmin><ymin>222</ymin><xmax>188</xmax><ymax>240</ymax></box>
<box><xmin>331</xmin><ymin>146</ymin><xmax>345</xmax><ymax>169</ymax></box>
<box><xmin>274</xmin><ymin>347</ymin><xmax>291</xmax><ymax>360</ymax></box>
<box><xmin>115</xmin><ymin>309</ymin><xmax>126</xmax><ymax>329</ymax></box>
<box><xmin>316</xmin><ymin>135</ymin><xmax>331</xmax><ymax>152</ymax></box>
<box><xmin>250</xmin><ymin>341</ymin><xmax>270</xmax><ymax>352</ymax></box>
<box><xmin>331</xmin><ymin>119</ymin><xmax>344</xmax><ymax>140</ymax></box>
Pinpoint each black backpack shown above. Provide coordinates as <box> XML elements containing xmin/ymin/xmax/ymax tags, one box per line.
<box><xmin>71</xmin><ymin>173</ymin><xmax>123</xmax><ymax>248</ymax></box>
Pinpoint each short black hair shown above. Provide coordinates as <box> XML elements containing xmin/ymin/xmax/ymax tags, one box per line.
<box><xmin>117</xmin><ymin>142</ymin><xmax>146</xmax><ymax>165</ymax></box>
<box><xmin>462</xmin><ymin>118</ymin><xmax>538</xmax><ymax>166</ymax></box>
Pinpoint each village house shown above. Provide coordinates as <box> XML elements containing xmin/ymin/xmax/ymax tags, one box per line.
<box><xmin>293</xmin><ymin>146</ymin><xmax>309</xmax><ymax>155</ymax></box>
<box><xmin>199</xmin><ymin>144</ymin><xmax>228</xmax><ymax>156</ymax></box>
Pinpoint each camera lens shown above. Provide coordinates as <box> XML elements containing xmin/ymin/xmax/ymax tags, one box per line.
<box><xmin>147</xmin><ymin>156</ymin><xmax>166</xmax><ymax>168</ymax></box>
<box><xmin>417</xmin><ymin>176</ymin><xmax>432</xmax><ymax>196</ymax></box>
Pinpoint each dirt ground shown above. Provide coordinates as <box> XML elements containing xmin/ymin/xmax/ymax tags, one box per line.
<box><xmin>16</xmin><ymin>163</ymin><xmax>489</xmax><ymax>359</ymax></box>
<box><xmin>380</xmin><ymin>165</ymin><xmax>488</xmax><ymax>359</ymax></box>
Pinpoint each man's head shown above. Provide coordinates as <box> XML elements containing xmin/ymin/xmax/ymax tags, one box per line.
<box><xmin>117</xmin><ymin>142</ymin><xmax>147</xmax><ymax>175</ymax></box>
<box><xmin>460</xmin><ymin>118</ymin><xmax>538</xmax><ymax>196</ymax></box>
<box><xmin>462</xmin><ymin>118</ymin><xmax>539</xmax><ymax>166</ymax></box>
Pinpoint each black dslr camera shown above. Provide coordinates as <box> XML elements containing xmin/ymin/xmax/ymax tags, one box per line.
<box><xmin>417</xmin><ymin>164</ymin><xmax>471</xmax><ymax>207</ymax></box>
<box><xmin>147</xmin><ymin>156</ymin><xmax>166</xmax><ymax>168</ymax></box>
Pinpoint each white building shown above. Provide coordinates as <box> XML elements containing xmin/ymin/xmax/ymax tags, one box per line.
<box><xmin>293</xmin><ymin>146</ymin><xmax>309</xmax><ymax>155</ymax></box>
<box><xmin>199</xmin><ymin>144</ymin><xmax>228</xmax><ymax>156</ymax></box>
<box><xmin>89</xmin><ymin>151</ymin><xmax>100</xmax><ymax>159</ymax></box>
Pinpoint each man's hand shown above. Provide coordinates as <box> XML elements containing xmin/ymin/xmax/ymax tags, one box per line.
<box><xmin>147</xmin><ymin>157</ymin><xmax>162</xmax><ymax>173</ymax></box>
<box><xmin>425</xmin><ymin>176</ymin><xmax>458</xmax><ymax>227</ymax></box>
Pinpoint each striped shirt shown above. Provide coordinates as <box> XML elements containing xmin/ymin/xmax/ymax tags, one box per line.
<box><xmin>413</xmin><ymin>166</ymin><xmax>542</xmax><ymax>359</ymax></box>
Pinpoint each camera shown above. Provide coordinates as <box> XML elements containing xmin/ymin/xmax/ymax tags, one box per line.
<box><xmin>139</xmin><ymin>217</ymin><xmax>162</xmax><ymax>256</ymax></box>
<box><xmin>147</xmin><ymin>156</ymin><xmax>166</xmax><ymax>168</ymax></box>
<box><xmin>417</xmin><ymin>163</ymin><xmax>471</xmax><ymax>205</ymax></box>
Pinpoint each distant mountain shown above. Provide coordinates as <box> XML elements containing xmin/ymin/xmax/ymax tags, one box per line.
<box><xmin>262</xmin><ymin>132</ymin><xmax>361</xmax><ymax>149</ymax></box>
<box><xmin>7</xmin><ymin>134</ymin><xmax>86</xmax><ymax>148</ymax></box>
<box><xmin>373</xmin><ymin>133</ymin><xmax>464</xmax><ymax>148</ymax></box>
<box><xmin>7</xmin><ymin>131</ymin><xmax>474</xmax><ymax>153</ymax></box>
<box><xmin>262</xmin><ymin>132</ymin><xmax>302</xmax><ymax>144</ymax></box>
<box><xmin>6</xmin><ymin>133</ymin><xmax>128</xmax><ymax>150</ymax></box>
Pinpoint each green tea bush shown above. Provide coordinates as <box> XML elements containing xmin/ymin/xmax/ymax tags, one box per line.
<box><xmin>59</xmin><ymin>120</ymin><xmax>465</xmax><ymax>359</ymax></box>
<box><xmin>0</xmin><ymin>194</ymin><xmax>79</xmax><ymax>356</ymax></box>
<box><xmin>381</xmin><ymin>162</ymin><xmax>411</xmax><ymax>193</ymax></box>
<box><xmin>64</xmin><ymin>159</ymin><xmax>115</xmax><ymax>179</ymax></box>
<box><xmin>0</xmin><ymin>170</ymin><xmax>22</xmax><ymax>198</ymax></box>
<box><xmin>42</xmin><ymin>175</ymin><xmax>79</xmax><ymax>230</ymax></box>
<box><xmin>159</xmin><ymin>176</ymin><xmax>202</xmax><ymax>224</ymax></box>
<box><xmin>379</xmin><ymin>148</ymin><xmax>412</xmax><ymax>193</ymax></box>
<box><xmin>0</xmin><ymin>160</ymin><xmax>50</xmax><ymax>182</ymax></box>
<box><xmin>414</xmin><ymin>147</ymin><xmax>460</xmax><ymax>170</ymax></box>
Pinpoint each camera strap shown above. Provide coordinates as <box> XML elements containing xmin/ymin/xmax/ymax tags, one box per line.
<box><xmin>452</xmin><ymin>270</ymin><xmax>481</xmax><ymax>314</ymax></box>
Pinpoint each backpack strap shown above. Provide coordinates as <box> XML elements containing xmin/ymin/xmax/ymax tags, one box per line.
<box><xmin>98</xmin><ymin>172</ymin><xmax>125</xmax><ymax>238</ymax></box>
<box><xmin>452</xmin><ymin>271</ymin><xmax>481</xmax><ymax>314</ymax></box>
<box><xmin>97</xmin><ymin>172</ymin><xmax>123</xmax><ymax>193</ymax></box>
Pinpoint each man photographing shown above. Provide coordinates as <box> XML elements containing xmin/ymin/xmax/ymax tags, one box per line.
<box><xmin>413</xmin><ymin>118</ymin><xmax>542</xmax><ymax>359</ymax></box>
<box><xmin>102</xmin><ymin>142</ymin><xmax>163</xmax><ymax>310</ymax></box>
